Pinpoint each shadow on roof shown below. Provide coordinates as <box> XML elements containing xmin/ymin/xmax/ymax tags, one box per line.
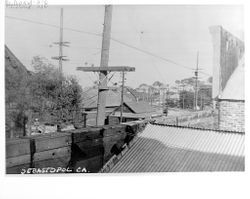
<box><xmin>109</xmin><ymin>136</ymin><xmax>244</xmax><ymax>173</ymax></box>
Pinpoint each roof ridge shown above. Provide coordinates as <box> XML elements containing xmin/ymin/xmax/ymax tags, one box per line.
<box><xmin>150</xmin><ymin>122</ymin><xmax>245</xmax><ymax>135</ymax></box>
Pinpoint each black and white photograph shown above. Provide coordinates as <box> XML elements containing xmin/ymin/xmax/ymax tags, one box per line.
<box><xmin>4</xmin><ymin>2</ymin><xmax>245</xmax><ymax>174</ymax></box>
<box><xmin>1</xmin><ymin>0</ymin><xmax>249</xmax><ymax>198</ymax></box>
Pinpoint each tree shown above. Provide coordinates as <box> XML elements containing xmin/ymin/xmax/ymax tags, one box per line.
<box><xmin>6</xmin><ymin>56</ymin><xmax>83</xmax><ymax>137</ymax></box>
<box><xmin>179</xmin><ymin>90</ymin><xmax>194</xmax><ymax>109</ymax></box>
<box><xmin>198</xmin><ymin>85</ymin><xmax>212</xmax><ymax>109</ymax></box>
<box><xmin>176</xmin><ymin>77</ymin><xmax>212</xmax><ymax>110</ymax></box>
<box><xmin>152</xmin><ymin>81</ymin><xmax>164</xmax><ymax>88</ymax></box>
<box><xmin>28</xmin><ymin>56</ymin><xmax>83</xmax><ymax>130</ymax></box>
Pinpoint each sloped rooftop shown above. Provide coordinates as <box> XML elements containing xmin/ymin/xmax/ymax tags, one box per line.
<box><xmin>5</xmin><ymin>45</ymin><xmax>30</xmax><ymax>79</ymax></box>
<box><xmin>82</xmin><ymin>87</ymin><xmax>133</xmax><ymax>108</ymax></box>
<box><xmin>108</xmin><ymin>124</ymin><xmax>244</xmax><ymax>172</ymax></box>
<box><xmin>220</xmin><ymin>56</ymin><xmax>244</xmax><ymax>101</ymax></box>
<box><xmin>124</xmin><ymin>101</ymin><xmax>156</xmax><ymax>114</ymax></box>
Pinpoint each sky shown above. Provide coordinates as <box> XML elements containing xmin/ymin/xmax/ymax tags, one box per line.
<box><xmin>5</xmin><ymin>5</ymin><xmax>244</xmax><ymax>89</ymax></box>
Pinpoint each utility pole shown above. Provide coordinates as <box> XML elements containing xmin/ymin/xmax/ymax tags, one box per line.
<box><xmin>59</xmin><ymin>8</ymin><xmax>63</xmax><ymax>74</ymax></box>
<box><xmin>52</xmin><ymin>8</ymin><xmax>70</xmax><ymax>75</ymax></box>
<box><xmin>120</xmin><ymin>71</ymin><xmax>125</xmax><ymax>122</ymax></box>
<box><xmin>150</xmin><ymin>89</ymin><xmax>153</xmax><ymax>105</ymax></box>
<box><xmin>77</xmin><ymin>5</ymin><xmax>135</xmax><ymax>126</ymax></box>
<box><xmin>194</xmin><ymin>51</ymin><xmax>199</xmax><ymax>111</ymax></box>
<box><xmin>165</xmin><ymin>87</ymin><xmax>169</xmax><ymax>110</ymax></box>
<box><xmin>201</xmin><ymin>93</ymin><xmax>203</xmax><ymax>110</ymax></box>
<box><xmin>51</xmin><ymin>8</ymin><xmax>69</xmax><ymax>132</ymax></box>
<box><xmin>95</xmin><ymin>5</ymin><xmax>113</xmax><ymax>125</ymax></box>
<box><xmin>181</xmin><ymin>84</ymin><xmax>185</xmax><ymax>109</ymax></box>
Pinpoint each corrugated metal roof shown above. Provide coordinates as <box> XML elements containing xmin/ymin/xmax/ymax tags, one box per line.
<box><xmin>108</xmin><ymin>124</ymin><xmax>244</xmax><ymax>172</ymax></box>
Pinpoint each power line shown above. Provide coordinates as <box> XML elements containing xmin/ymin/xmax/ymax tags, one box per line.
<box><xmin>82</xmin><ymin>87</ymin><xmax>95</xmax><ymax>95</ymax></box>
<box><xmin>137</xmin><ymin>34</ymin><xmax>169</xmax><ymax>85</ymax></box>
<box><xmin>83</xmin><ymin>93</ymin><xmax>98</xmax><ymax>102</ymax></box>
<box><xmin>6</xmin><ymin>15</ymin><xmax>212</xmax><ymax>74</ymax></box>
<box><xmin>5</xmin><ymin>15</ymin><xmax>101</xmax><ymax>37</ymax></box>
<box><xmin>85</xmin><ymin>98</ymin><xmax>98</xmax><ymax>108</ymax></box>
<box><xmin>81</xmin><ymin>68</ymin><xmax>96</xmax><ymax>84</ymax></box>
<box><xmin>82</xmin><ymin>71</ymin><xmax>116</xmax><ymax>97</ymax></box>
<box><xmin>199</xmin><ymin>70</ymin><xmax>211</xmax><ymax>76</ymax></box>
<box><xmin>111</xmin><ymin>37</ymin><xmax>194</xmax><ymax>71</ymax></box>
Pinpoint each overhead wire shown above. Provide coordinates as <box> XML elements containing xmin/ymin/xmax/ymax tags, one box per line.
<box><xmin>111</xmin><ymin>37</ymin><xmax>194</xmax><ymax>71</ymax></box>
<box><xmin>82</xmin><ymin>71</ymin><xmax>117</xmax><ymax>104</ymax></box>
<box><xmin>5</xmin><ymin>15</ymin><xmax>212</xmax><ymax>76</ymax></box>
<box><xmin>137</xmin><ymin>31</ymin><xmax>171</xmax><ymax>85</ymax></box>
<box><xmin>5</xmin><ymin>15</ymin><xmax>101</xmax><ymax>37</ymax></box>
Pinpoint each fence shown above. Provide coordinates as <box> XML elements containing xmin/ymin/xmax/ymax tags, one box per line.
<box><xmin>6</xmin><ymin>120</ymin><xmax>148</xmax><ymax>174</ymax></box>
<box><xmin>156</xmin><ymin>110</ymin><xmax>216</xmax><ymax>126</ymax></box>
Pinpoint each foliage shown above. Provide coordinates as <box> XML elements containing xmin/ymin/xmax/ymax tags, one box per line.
<box><xmin>168</xmin><ymin>77</ymin><xmax>212</xmax><ymax>110</ymax></box>
<box><xmin>28</xmin><ymin>56</ymin><xmax>83</xmax><ymax>125</ymax></box>
<box><xmin>152</xmin><ymin>81</ymin><xmax>164</xmax><ymax>88</ymax></box>
<box><xmin>178</xmin><ymin>85</ymin><xmax>212</xmax><ymax>109</ymax></box>
<box><xmin>6</xmin><ymin>56</ymin><xmax>83</xmax><ymax>136</ymax></box>
<box><xmin>179</xmin><ymin>90</ymin><xmax>195</xmax><ymax>109</ymax></box>
<box><xmin>165</xmin><ymin>97</ymin><xmax>178</xmax><ymax>108</ymax></box>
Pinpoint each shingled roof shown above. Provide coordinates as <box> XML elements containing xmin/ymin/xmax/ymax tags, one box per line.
<box><xmin>107</xmin><ymin>124</ymin><xmax>244</xmax><ymax>172</ymax></box>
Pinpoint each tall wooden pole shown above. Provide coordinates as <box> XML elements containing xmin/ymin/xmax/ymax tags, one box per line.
<box><xmin>96</xmin><ymin>5</ymin><xmax>113</xmax><ymax>126</ymax></box>
<box><xmin>120</xmin><ymin>71</ymin><xmax>125</xmax><ymax>123</ymax></box>
<box><xmin>59</xmin><ymin>8</ymin><xmax>63</xmax><ymax>75</ymax></box>
<box><xmin>52</xmin><ymin>8</ymin><xmax>70</xmax><ymax>70</ymax></box>
<box><xmin>194</xmin><ymin>51</ymin><xmax>199</xmax><ymax>110</ymax></box>
<box><xmin>182</xmin><ymin>85</ymin><xmax>185</xmax><ymax>109</ymax></box>
<box><xmin>51</xmin><ymin>8</ymin><xmax>70</xmax><ymax>131</ymax></box>
<box><xmin>58</xmin><ymin>8</ymin><xmax>63</xmax><ymax>132</ymax></box>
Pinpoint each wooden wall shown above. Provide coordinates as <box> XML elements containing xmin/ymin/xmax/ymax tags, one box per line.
<box><xmin>6</xmin><ymin>121</ymin><xmax>147</xmax><ymax>174</ymax></box>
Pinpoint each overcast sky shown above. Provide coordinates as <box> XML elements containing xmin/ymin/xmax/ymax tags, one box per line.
<box><xmin>5</xmin><ymin>5</ymin><xmax>243</xmax><ymax>88</ymax></box>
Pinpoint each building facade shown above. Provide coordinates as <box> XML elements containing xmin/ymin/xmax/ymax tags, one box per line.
<box><xmin>210</xmin><ymin>26</ymin><xmax>244</xmax><ymax>132</ymax></box>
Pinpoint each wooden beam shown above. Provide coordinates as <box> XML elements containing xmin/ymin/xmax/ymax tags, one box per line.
<box><xmin>99</xmin><ymin>86</ymin><xmax>119</xmax><ymax>91</ymax></box>
<box><xmin>77</xmin><ymin>66</ymin><xmax>135</xmax><ymax>72</ymax></box>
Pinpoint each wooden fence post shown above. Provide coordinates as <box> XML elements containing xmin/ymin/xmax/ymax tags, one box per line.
<box><xmin>83</xmin><ymin>112</ymin><xmax>87</xmax><ymax>128</ymax></box>
<box><xmin>176</xmin><ymin>117</ymin><xmax>179</xmax><ymax>125</ymax></box>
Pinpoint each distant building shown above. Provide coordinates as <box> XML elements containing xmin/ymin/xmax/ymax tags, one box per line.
<box><xmin>5</xmin><ymin>45</ymin><xmax>31</xmax><ymax>138</ymax></box>
<box><xmin>210</xmin><ymin>26</ymin><xmax>244</xmax><ymax>132</ymax></box>
<box><xmin>82</xmin><ymin>87</ymin><xmax>162</xmax><ymax>125</ymax></box>
<box><xmin>124</xmin><ymin>87</ymin><xmax>149</xmax><ymax>102</ymax></box>
<box><xmin>110</xmin><ymin>101</ymin><xmax>162</xmax><ymax>123</ymax></box>
<box><xmin>81</xmin><ymin>87</ymin><xmax>132</xmax><ymax>126</ymax></box>
<box><xmin>82</xmin><ymin>87</ymin><xmax>134</xmax><ymax>111</ymax></box>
